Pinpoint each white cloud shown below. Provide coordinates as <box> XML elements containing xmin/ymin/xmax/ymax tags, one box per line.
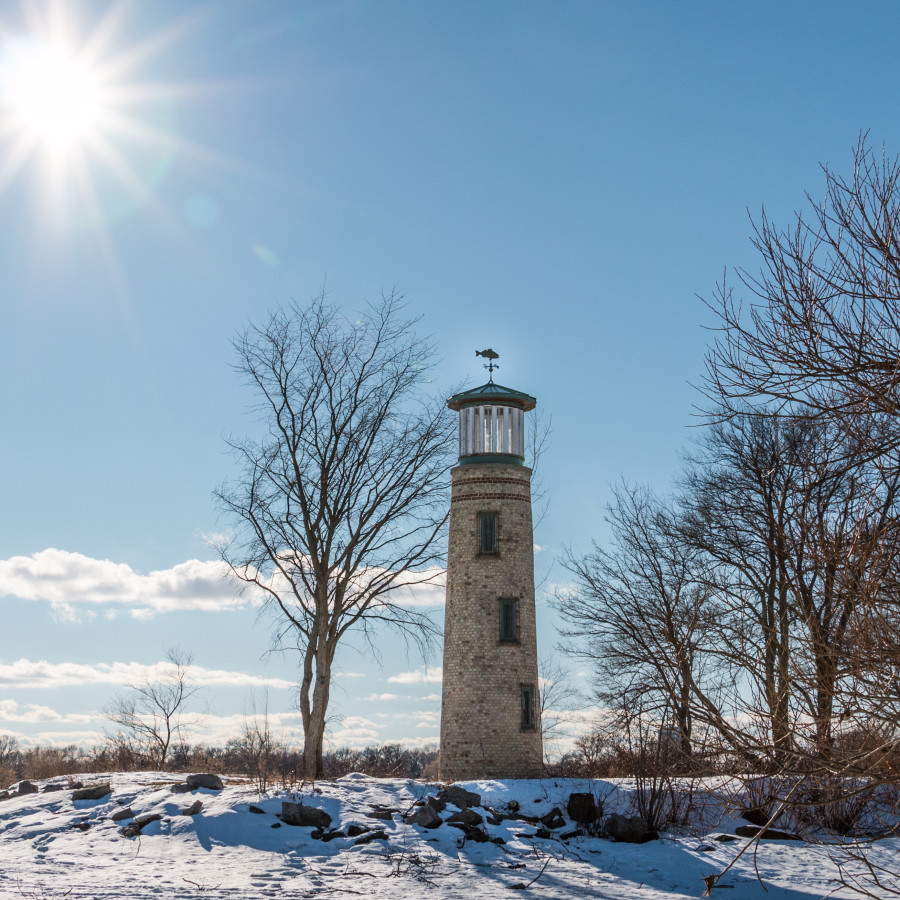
<box><xmin>327</xmin><ymin>716</ymin><xmax>380</xmax><ymax>747</ymax></box>
<box><xmin>0</xmin><ymin>550</ymin><xmax>445</xmax><ymax>618</ymax></box>
<box><xmin>0</xmin><ymin>700</ymin><xmax>94</xmax><ymax>725</ymax></box>
<box><xmin>0</xmin><ymin>658</ymin><xmax>295</xmax><ymax>690</ymax></box>
<box><xmin>422</xmin><ymin>693</ymin><xmax>441</xmax><ymax>702</ymax></box>
<box><xmin>0</xmin><ymin>549</ymin><xmax>253</xmax><ymax>617</ymax></box>
<box><xmin>387</xmin><ymin>666</ymin><xmax>442</xmax><ymax>685</ymax></box>
<box><xmin>362</xmin><ymin>693</ymin><xmax>400</xmax><ymax>702</ymax></box>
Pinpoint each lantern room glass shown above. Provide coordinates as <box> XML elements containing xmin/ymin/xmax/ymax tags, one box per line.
<box><xmin>458</xmin><ymin>404</ymin><xmax>525</xmax><ymax>459</ymax></box>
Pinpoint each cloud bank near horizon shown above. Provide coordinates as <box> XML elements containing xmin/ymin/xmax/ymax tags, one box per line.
<box><xmin>0</xmin><ymin>549</ymin><xmax>446</xmax><ymax>618</ymax></box>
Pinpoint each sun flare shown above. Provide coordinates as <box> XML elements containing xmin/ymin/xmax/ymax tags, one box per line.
<box><xmin>0</xmin><ymin>37</ymin><xmax>109</xmax><ymax>154</ymax></box>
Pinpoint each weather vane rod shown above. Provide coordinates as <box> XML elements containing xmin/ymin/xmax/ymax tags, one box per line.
<box><xmin>475</xmin><ymin>348</ymin><xmax>499</xmax><ymax>382</ymax></box>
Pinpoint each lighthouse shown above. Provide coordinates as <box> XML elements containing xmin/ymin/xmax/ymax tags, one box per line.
<box><xmin>439</xmin><ymin>351</ymin><xmax>543</xmax><ymax>780</ymax></box>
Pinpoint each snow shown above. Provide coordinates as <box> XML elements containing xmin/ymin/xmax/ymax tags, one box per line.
<box><xmin>1</xmin><ymin>772</ymin><xmax>897</xmax><ymax>899</ymax></box>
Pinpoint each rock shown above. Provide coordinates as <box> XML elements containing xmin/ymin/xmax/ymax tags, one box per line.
<box><xmin>42</xmin><ymin>783</ymin><xmax>66</xmax><ymax>793</ymax></box>
<box><xmin>567</xmin><ymin>792</ymin><xmax>599</xmax><ymax>824</ymax></box>
<box><xmin>111</xmin><ymin>807</ymin><xmax>134</xmax><ymax>822</ymax></box>
<box><xmin>183</xmin><ymin>800</ymin><xmax>203</xmax><ymax>816</ymax></box>
<box><xmin>281</xmin><ymin>801</ymin><xmax>332</xmax><ymax>829</ymax></box>
<box><xmin>560</xmin><ymin>829</ymin><xmax>581</xmax><ymax>841</ymax></box>
<box><xmin>605</xmin><ymin>813</ymin><xmax>648</xmax><ymax>843</ymax></box>
<box><xmin>440</xmin><ymin>785</ymin><xmax>481</xmax><ymax>809</ymax></box>
<box><xmin>185</xmin><ymin>774</ymin><xmax>224</xmax><ymax>791</ymax></box>
<box><xmin>741</xmin><ymin>807</ymin><xmax>779</xmax><ymax>827</ymax></box>
<box><xmin>491</xmin><ymin>836</ymin><xmax>506</xmax><ymax>845</ymax></box>
<box><xmin>405</xmin><ymin>805</ymin><xmax>443</xmax><ymax>829</ymax></box>
<box><xmin>540</xmin><ymin>808</ymin><xmax>566</xmax><ymax>830</ymax></box>
<box><xmin>347</xmin><ymin>824</ymin><xmax>368</xmax><ymax>837</ymax></box>
<box><xmin>426</xmin><ymin>795</ymin><xmax>447</xmax><ymax>813</ymax></box>
<box><xmin>319</xmin><ymin>829</ymin><xmax>345</xmax><ymax>842</ymax></box>
<box><xmin>73</xmin><ymin>783</ymin><xmax>111</xmax><ymax>801</ymax></box>
<box><xmin>714</xmin><ymin>833</ymin><xmax>738</xmax><ymax>843</ymax></box>
<box><xmin>170</xmin><ymin>783</ymin><xmax>193</xmax><ymax>794</ymax></box>
<box><xmin>366</xmin><ymin>806</ymin><xmax>397</xmax><ymax>820</ymax></box>
<box><xmin>70</xmin><ymin>821</ymin><xmax>91</xmax><ymax>831</ymax></box>
<box><xmin>507</xmin><ymin>800</ymin><xmax>520</xmax><ymax>813</ymax></box>
<box><xmin>248</xmin><ymin>805</ymin><xmax>265</xmax><ymax>814</ymax></box>
<box><xmin>69</xmin><ymin>781</ymin><xmax>84</xmax><ymax>789</ymax></box>
<box><xmin>271</xmin><ymin>823</ymin><xmax>281</xmax><ymax>828</ymax></box>
<box><xmin>447</xmin><ymin>808</ymin><xmax>483</xmax><ymax>826</ymax></box>
<box><xmin>16</xmin><ymin>781</ymin><xmax>39</xmax><ymax>796</ymax></box>
<box><xmin>0</xmin><ymin>791</ymin><xmax>9</xmax><ymax>802</ymax></box>
<box><xmin>355</xmin><ymin>829</ymin><xmax>387</xmax><ymax>845</ymax></box>
<box><xmin>121</xmin><ymin>814</ymin><xmax>162</xmax><ymax>838</ymax></box>
<box><xmin>735</xmin><ymin>825</ymin><xmax>801</xmax><ymax>841</ymax></box>
<box><xmin>447</xmin><ymin>821</ymin><xmax>490</xmax><ymax>841</ymax></box>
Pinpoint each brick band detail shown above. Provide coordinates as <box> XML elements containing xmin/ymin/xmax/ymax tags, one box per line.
<box><xmin>451</xmin><ymin>493</ymin><xmax>531</xmax><ymax>503</ymax></box>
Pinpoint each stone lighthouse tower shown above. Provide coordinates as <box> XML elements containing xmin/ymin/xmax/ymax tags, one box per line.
<box><xmin>439</xmin><ymin>352</ymin><xmax>542</xmax><ymax>780</ymax></box>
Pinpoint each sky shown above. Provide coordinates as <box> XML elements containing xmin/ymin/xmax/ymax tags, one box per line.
<box><xmin>3</xmin><ymin>0</ymin><xmax>900</xmax><ymax>753</ymax></box>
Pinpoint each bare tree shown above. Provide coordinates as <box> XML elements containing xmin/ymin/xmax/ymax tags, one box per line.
<box><xmin>102</xmin><ymin>648</ymin><xmax>199</xmax><ymax>770</ymax></box>
<box><xmin>702</xmin><ymin>136</ymin><xmax>900</xmax><ymax>464</ymax></box>
<box><xmin>215</xmin><ymin>292</ymin><xmax>455</xmax><ymax>778</ymax></box>
<box><xmin>558</xmin><ymin>482</ymin><xmax>716</xmax><ymax>760</ymax></box>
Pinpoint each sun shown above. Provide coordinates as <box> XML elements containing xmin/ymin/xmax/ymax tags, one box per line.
<box><xmin>0</xmin><ymin>36</ymin><xmax>109</xmax><ymax>155</ymax></box>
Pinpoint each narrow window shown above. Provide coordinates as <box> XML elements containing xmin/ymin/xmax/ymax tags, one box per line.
<box><xmin>499</xmin><ymin>598</ymin><xmax>518</xmax><ymax>642</ymax></box>
<box><xmin>479</xmin><ymin>511</ymin><xmax>498</xmax><ymax>555</ymax></box>
<box><xmin>520</xmin><ymin>683</ymin><xmax>536</xmax><ymax>730</ymax></box>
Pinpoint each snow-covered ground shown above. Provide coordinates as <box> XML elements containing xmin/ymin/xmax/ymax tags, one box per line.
<box><xmin>2</xmin><ymin>772</ymin><xmax>898</xmax><ymax>899</ymax></box>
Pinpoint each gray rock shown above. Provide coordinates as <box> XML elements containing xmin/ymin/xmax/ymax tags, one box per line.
<box><xmin>42</xmin><ymin>783</ymin><xmax>66</xmax><ymax>793</ymax></box>
<box><xmin>347</xmin><ymin>824</ymin><xmax>368</xmax><ymax>837</ymax></box>
<box><xmin>714</xmin><ymin>833</ymin><xmax>738</xmax><ymax>843</ymax></box>
<box><xmin>567</xmin><ymin>792</ymin><xmax>598</xmax><ymax>824</ymax></box>
<box><xmin>447</xmin><ymin>808</ymin><xmax>483</xmax><ymax>826</ymax></box>
<box><xmin>16</xmin><ymin>781</ymin><xmax>39</xmax><ymax>796</ymax></box>
<box><xmin>121</xmin><ymin>814</ymin><xmax>162</xmax><ymax>838</ymax></box>
<box><xmin>248</xmin><ymin>805</ymin><xmax>265</xmax><ymax>814</ymax></box>
<box><xmin>440</xmin><ymin>785</ymin><xmax>481</xmax><ymax>809</ymax></box>
<box><xmin>425</xmin><ymin>795</ymin><xmax>447</xmax><ymax>813</ymax></box>
<box><xmin>111</xmin><ymin>807</ymin><xmax>134</xmax><ymax>822</ymax></box>
<box><xmin>0</xmin><ymin>791</ymin><xmax>9</xmax><ymax>802</ymax></box>
<box><xmin>741</xmin><ymin>807</ymin><xmax>780</xmax><ymax>827</ymax></box>
<box><xmin>182</xmin><ymin>800</ymin><xmax>203</xmax><ymax>816</ymax></box>
<box><xmin>281</xmin><ymin>801</ymin><xmax>332</xmax><ymax>829</ymax></box>
<box><xmin>605</xmin><ymin>813</ymin><xmax>648</xmax><ymax>843</ymax></box>
<box><xmin>405</xmin><ymin>805</ymin><xmax>443</xmax><ymax>829</ymax></box>
<box><xmin>735</xmin><ymin>825</ymin><xmax>801</xmax><ymax>841</ymax></box>
<box><xmin>73</xmin><ymin>783</ymin><xmax>111</xmax><ymax>801</ymax></box>
<box><xmin>70</xmin><ymin>821</ymin><xmax>91</xmax><ymax>831</ymax></box>
<box><xmin>185</xmin><ymin>774</ymin><xmax>224</xmax><ymax>791</ymax></box>
<box><xmin>540</xmin><ymin>808</ymin><xmax>566</xmax><ymax>830</ymax></box>
<box><xmin>366</xmin><ymin>806</ymin><xmax>397</xmax><ymax>820</ymax></box>
<box><xmin>170</xmin><ymin>783</ymin><xmax>193</xmax><ymax>794</ymax></box>
<box><xmin>354</xmin><ymin>829</ymin><xmax>387</xmax><ymax>845</ymax></box>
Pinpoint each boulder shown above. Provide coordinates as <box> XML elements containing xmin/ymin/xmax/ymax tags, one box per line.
<box><xmin>405</xmin><ymin>805</ymin><xmax>442</xmax><ymax>829</ymax></box>
<box><xmin>447</xmin><ymin>822</ymin><xmax>490</xmax><ymax>842</ymax></box>
<box><xmin>540</xmin><ymin>808</ymin><xmax>566</xmax><ymax>830</ymax></box>
<box><xmin>425</xmin><ymin>795</ymin><xmax>447</xmax><ymax>813</ymax></box>
<box><xmin>42</xmin><ymin>783</ymin><xmax>66</xmax><ymax>793</ymax></box>
<box><xmin>567</xmin><ymin>792</ymin><xmax>598</xmax><ymax>824</ymax></box>
<box><xmin>70</xmin><ymin>821</ymin><xmax>91</xmax><ymax>832</ymax></box>
<box><xmin>248</xmin><ymin>805</ymin><xmax>265</xmax><ymax>815</ymax></box>
<box><xmin>354</xmin><ymin>829</ymin><xmax>387</xmax><ymax>845</ymax></box>
<box><xmin>447</xmin><ymin>808</ymin><xmax>483</xmax><ymax>826</ymax></box>
<box><xmin>281</xmin><ymin>801</ymin><xmax>332</xmax><ymax>829</ymax></box>
<box><xmin>347</xmin><ymin>824</ymin><xmax>368</xmax><ymax>837</ymax></box>
<box><xmin>366</xmin><ymin>806</ymin><xmax>397</xmax><ymax>820</ymax></box>
<box><xmin>735</xmin><ymin>825</ymin><xmax>801</xmax><ymax>841</ymax></box>
<box><xmin>111</xmin><ymin>807</ymin><xmax>134</xmax><ymax>823</ymax></box>
<box><xmin>0</xmin><ymin>791</ymin><xmax>9</xmax><ymax>802</ymax></box>
<box><xmin>185</xmin><ymin>774</ymin><xmax>224</xmax><ymax>791</ymax></box>
<box><xmin>605</xmin><ymin>813</ymin><xmax>648</xmax><ymax>843</ymax></box>
<box><xmin>16</xmin><ymin>781</ymin><xmax>39</xmax><ymax>796</ymax></box>
<box><xmin>170</xmin><ymin>783</ymin><xmax>193</xmax><ymax>794</ymax></box>
<box><xmin>741</xmin><ymin>807</ymin><xmax>780</xmax><ymax>827</ymax></box>
<box><xmin>121</xmin><ymin>814</ymin><xmax>162</xmax><ymax>838</ymax></box>
<box><xmin>73</xmin><ymin>783</ymin><xmax>111</xmax><ymax>801</ymax></box>
<box><xmin>714</xmin><ymin>833</ymin><xmax>738</xmax><ymax>843</ymax></box>
<box><xmin>182</xmin><ymin>800</ymin><xmax>203</xmax><ymax>816</ymax></box>
<box><xmin>440</xmin><ymin>785</ymin><xmax>481</xmax><ymax>809</ymax></box>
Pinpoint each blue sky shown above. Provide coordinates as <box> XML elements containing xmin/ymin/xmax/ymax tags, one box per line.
<box><xmin>2</xmin><ymin>0</ymin><xmax>900</xmax><ymax>751</ymax></box>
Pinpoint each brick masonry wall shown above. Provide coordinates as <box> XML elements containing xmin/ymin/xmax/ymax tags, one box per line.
<box><xmin>439</xmin><ymin>461</ymin><xmax>543</xmax><ymax>780</ymax></box>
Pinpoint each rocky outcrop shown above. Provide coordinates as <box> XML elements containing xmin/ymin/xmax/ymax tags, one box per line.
<box><xmin>73</xmin><ymin>783</ymin><xmax>111</xmax><ymax>801</ymax></box>
<box><xmin>185</xmin><ymin>774</ymin><xmax>224</xmax><ymax>791</ymax></box>
<box><xmin>281</xmin><ymin>801</ymin><xmax>332</xmax><ymax>829</ymax></box>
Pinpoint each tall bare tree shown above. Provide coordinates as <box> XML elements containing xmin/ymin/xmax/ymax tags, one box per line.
<box><xmin>215</xmin><ymin>292</ymin><xmax>455</xmax><ymax>778</ymax></box>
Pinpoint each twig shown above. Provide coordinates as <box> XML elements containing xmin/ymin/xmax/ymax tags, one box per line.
<box><xmin>509</xmin><ymin>856</ymin><xmax>551</xmax><ymax>890</ymax></box>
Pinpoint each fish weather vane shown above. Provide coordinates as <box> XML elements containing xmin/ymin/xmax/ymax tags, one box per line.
<box><xmin>475</xmin><ymin>348</ymin><xmax>499</xmax><ymax>381</ymax></box>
